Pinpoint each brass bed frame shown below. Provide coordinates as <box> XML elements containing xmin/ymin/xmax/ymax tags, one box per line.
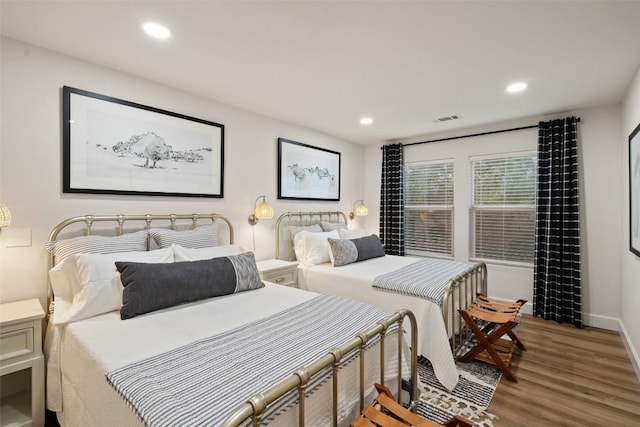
<box><xmin>274</xmin><ymin>211</ymin><xmax>488</xmax><ymax>356</ymax></box>
<box><xmin>221</xmin><ymin>308</ymin><xmax>419</xmax><ymax>426</ymax></box>
<box><xmin>48</xmin><ymin>213</ymin><xmax>235</xmax><ymax>265</ymax></box>
<box><xmin>46</xmin><ymin>213</ymin><xmax>419</xmax><ymax>427</ymax></box>
<box><xmin>47</xmin><ymin>213</ymin><xmax>235</xmax><ymax>304</ymax></box>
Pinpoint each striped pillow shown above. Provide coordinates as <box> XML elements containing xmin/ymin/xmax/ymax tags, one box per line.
<box><xmin>45</xmin><ymin>230</ymin><xmax>148</xmax><ymax>263</ymax></box>
<box><xmin>149</xmin><ymin>223</ymin><xmax>219</xmax><ymax>249</ymax></box>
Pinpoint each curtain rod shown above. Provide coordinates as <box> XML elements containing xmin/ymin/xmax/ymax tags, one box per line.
<box><xmin>395</xmin><ymin>117</ymin><xmax>581</xmax><ymax>148</ymax></box>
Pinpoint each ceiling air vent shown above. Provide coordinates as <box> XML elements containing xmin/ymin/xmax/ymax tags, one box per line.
<box><xmin>433</xmin><ymin>115</ymin><xmax>460</xmax><ymax>123</ymax></box>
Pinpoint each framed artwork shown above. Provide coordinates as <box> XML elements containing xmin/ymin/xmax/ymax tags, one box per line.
<box><xmin>62</xmin><ymin>86</ymin><xmax>224</xmax><ymax>198</ymax></box>
<box><xmin>277</xmin><ymin>138</ymin><xmax>340</xmax><ymax>201</ymax></box>
<box><xmin>630</xmin><ymin>122</ymin><xmax>640</xmax><ymax>256</ymax></box>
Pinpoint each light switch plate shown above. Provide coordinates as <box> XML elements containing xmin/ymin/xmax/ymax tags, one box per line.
<box><xmin>5</xmin><ymin>228</ymin><xmax>32</xmax><ymax>247</ymax></box>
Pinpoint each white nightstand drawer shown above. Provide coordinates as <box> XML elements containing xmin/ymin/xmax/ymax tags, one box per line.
<box><xmin>257</xmin><ymin>259</ymin><xmax>299</xmax><ymax>288</ymax></box>
<box><xmin>262</xmin><ymin>270</ymin><xmax>296</xmax><ymax>287</ymax></box>
<box><xmin>0</xmin><ymin>326</ymin><xmax>34</xmax><ymax>362</ymax></box>
<box><xmin>0</xmin><ymin>299</ymin><xmax>45</xmax><ymax>427</ymax></box>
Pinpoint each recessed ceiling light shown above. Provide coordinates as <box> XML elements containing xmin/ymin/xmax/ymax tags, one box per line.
<box><xmin>506</xmin><ymin>82</ymin><xmax>527</xmax><ymax>93</ymax></box>
<box><xmin>360</xmin><ymin>117</ymin><xmax>373</xmax><ymax>125</ymax></box>
<box><xmin>142</xmin><ymin>22</ymin><xmax>171</xmax><ymax>40</ymax></box>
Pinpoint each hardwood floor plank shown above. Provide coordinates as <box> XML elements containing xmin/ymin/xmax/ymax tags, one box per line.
<box><xmin>488</xmin><ymin>315</ymin><xmax>640</xmax><ymax>426</ymax></box>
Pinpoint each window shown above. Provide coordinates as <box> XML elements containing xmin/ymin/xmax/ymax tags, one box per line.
<box><xmin>404</xmin><ymin>160</ymin><xmax>454</xmax><ymax>258</ymax></box>
<box><xmin>470</xmin><ymin>153</ymin><xmax>537</xmax><ymax>264</ymax></box>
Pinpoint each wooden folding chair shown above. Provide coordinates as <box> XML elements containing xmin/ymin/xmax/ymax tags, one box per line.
<box><xmin>458</xmin><ymin>294</ymin><xmax>526</xmax><ymax>382</ymax></box>
<box><xmin>350</xmin><ymin>383</ymin><xmax>473</xmax><ymax>427</ymax></box>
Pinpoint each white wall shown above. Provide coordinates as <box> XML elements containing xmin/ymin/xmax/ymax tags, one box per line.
<box><xmin>621</xmin><ymin>66</ymin><xmax>640</xmax><ymax>376</ymax></box>
<box><xmin>0</xmin><ymin>37</ymin><xmax>365</xmax><ymax>307</ymax></box>
<box><xmin>364</xmin><ymin>105</ymin><xmax>623</xmax><ymax>331</ymax></box>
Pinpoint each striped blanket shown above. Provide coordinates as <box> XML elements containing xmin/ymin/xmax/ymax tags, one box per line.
<box><xmin>106</xmin><ymin>295</ymin><xmax>398</xmax><ymax>427</ymax></box>
<box><xmin>372</xmin><ymin>258</ymin><xmax>477</xmax><ymax>305</ymax></box>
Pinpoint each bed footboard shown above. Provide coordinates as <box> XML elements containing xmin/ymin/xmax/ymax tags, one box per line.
<box><xmin>441</xmin><ymin>262</ymin><xmax>488</xmax><ymax>356</ymax></box>
<box><xmin>220</xmin><ymin>309</ymin><xmax>418</xmax><ymax>427</ymax></box>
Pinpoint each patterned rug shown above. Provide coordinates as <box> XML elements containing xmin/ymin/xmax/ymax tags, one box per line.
<box><xmin>416</xmin><ymin>356</ymin><xmax>502</xmax><ymax>427</ymax></box>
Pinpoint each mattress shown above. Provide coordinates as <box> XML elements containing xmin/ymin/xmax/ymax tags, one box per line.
<box><xmin>45</xmin><ymin>282</ymin><xmax>406</xmax><ymax>426</ymax></box>
<box><xmin>297</xmin><ymin>255</ymin><xmax>459</xmax><ymax>391</ymax></box>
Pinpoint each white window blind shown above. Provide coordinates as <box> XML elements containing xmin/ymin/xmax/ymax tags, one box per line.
<box><xmin>404</xmin><ymin>161</ymin><xmax>454</xmax><ymax>258</ymax></box>
<box><xmin>470</xmin><ymin>153</ymin><xmax>537</xmax><ymax>264</ymax></box>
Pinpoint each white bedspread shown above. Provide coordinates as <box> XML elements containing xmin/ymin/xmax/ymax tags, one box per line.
<box><xmin>297</xmin><ymin>255</ymin><xmax>459</xmax><ymax>391</ymax></box>
<box><xmin>45</xmin><ymin>283</ymin><xmax>406</xmax><ymax>427</ymax></box>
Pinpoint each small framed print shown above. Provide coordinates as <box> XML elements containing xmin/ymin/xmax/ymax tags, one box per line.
<box><xmin>277</xmin><ymin>138</ymin><xmax>340</xmax><ymax>201</ymax></box>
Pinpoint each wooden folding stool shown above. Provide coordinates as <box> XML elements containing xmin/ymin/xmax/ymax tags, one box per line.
<box><xmin>458</xmin><ymin>294</ymin><xmax>527</xmax><ymax>382</ymax></box>
<box><xmin>350</xmin><ymin>383</ymin><xmax>473</xmax><ymax>427</ymax></box>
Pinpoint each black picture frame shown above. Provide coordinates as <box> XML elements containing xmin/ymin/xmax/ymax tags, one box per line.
<box><xmin>62</xmin><ymin>86</ymin><xmax>224</xmax><ymax>198</ymax></box>
<box><xmin>277</xmin><ymin>138</ymin><xmax>340</xmax><ymax>201</ymax></box>
<box><xmin>630</xmin><ymin>122</ymin><xmax>640</xmax><ymax>256</ymax></box>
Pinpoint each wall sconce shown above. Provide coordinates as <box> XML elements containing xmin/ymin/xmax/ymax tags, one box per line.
<box><xmin>349</xmin><ymin>200</ymin><xmax>369</xmax><ymax>220</ymax></box>
<box><xmin>0</xmin><ymin>204</ymin><xmax>11</xmax><ymax>227</ymax></box>
<box><xmin>248</xmin><ymin>195</ymin><xmax>274</xmax><ymax>225</ymax></box>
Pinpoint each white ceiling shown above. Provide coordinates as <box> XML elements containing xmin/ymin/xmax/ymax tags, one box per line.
<box><xmin>2</xmin><ymin>1</ymin><xmax>640</xmax><ymax>145</ymax></box>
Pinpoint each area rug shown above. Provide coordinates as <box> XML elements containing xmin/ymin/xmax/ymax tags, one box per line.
<box><xmin>415</xmin><ymin>356</ymin><xmax>501</xmax><ymax>427</ymax></box>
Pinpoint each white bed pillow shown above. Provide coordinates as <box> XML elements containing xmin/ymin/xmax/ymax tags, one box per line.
<box><xmin>293</xmin><ymin>230</ymin><xmax>339</xmax><ymax>266</ymax></box>
<box><xmin>280</xmin><ymin>224</ymin><xmax>323</xmax><ymax>261</ymax></box>
<box><xmin>149</xmin><ymin>223</ymin><xmax>219</xmax><ymax>249</ymax></box>
<box><xmin>171</xmin><ymin>244</ymin><xmax>245</xmax><ymax>261</ymax></box>
<box><xmin>45</xmin><ymin>230</ymin><xmax>148</xmax><ymax>263</ymax></box>
<box><xmin>49</xmin><ymin>247</ymin><xmax>174</xmax><ymax>324</ymax></box>
<box><xmin>338</xmin><ymin>228</ymin><xmax>369</xmax><ymax>239</ymax></box>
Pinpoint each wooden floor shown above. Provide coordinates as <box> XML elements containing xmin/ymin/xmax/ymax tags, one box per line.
<box><xmin>488</xmin><ymin>315</ymin><xmax>640</xmax><ymax>426</ymax></box>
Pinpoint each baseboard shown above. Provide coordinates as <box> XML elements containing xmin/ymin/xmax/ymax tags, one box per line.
<box><xmin>619</xmin><ymin>320</ymin><xmax>640</xmax><ymax>384</ymax></box>
<box><xmin>583</xmin><ymin>312</ymin><xmax>620</xmax><ymax>331</ymax></box>
<box><xmin>517</xmin><ymin>303</ymin><xmax>619</xmax><ymax>331</ymax></box>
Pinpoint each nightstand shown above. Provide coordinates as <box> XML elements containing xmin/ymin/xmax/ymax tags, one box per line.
<box><xmin>0</xmin><ymin>299</ymin><xmax>45</xmax><ymax>427</ymax></box>
<box><xmin>256</xmin><ymin>259</ymin><xmax>299</xmax><ymax>288</ymax></box>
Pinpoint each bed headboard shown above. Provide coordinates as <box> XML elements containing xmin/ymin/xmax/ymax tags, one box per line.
<box><xmin>275</xmin><ymin>211</ymin><xmax>347</xmax><ymax>260</ymax></box>
<box><xmin>48</xmin><ymin>213</ymin><xmax>234</xmax><ymax>268</ymax></box>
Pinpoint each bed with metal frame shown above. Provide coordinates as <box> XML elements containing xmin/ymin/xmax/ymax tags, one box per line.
<box><xmin>275</xmin><ymin>211</ymin><xmax>488</xmax><ymax>359</ymax></box>
<box><xmin>44</xmin><ymin>213</ymin><xmax>420</xmax><ymax>427</ymax></box>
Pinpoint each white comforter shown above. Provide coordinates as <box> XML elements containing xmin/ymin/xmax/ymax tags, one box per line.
<box><xmin>297</xmin><ymin>255</ymin><xmax>459</xmax><ymax>391</ymax></box>
<box><xmin>45</xmin><ymin>283</ymin><xmax>406</xmax><ymax>427</ymax></box>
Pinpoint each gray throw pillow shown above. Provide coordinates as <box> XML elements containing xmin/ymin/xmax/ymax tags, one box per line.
<box><xmin>353</xmin><ymin>235</ymin><xmax>385</xmax><ymax>261</ymax></box>
<box><xmin>327</xmin><ymin>234</ymin><xmax>385</xmax><ymax>267</ymax></box>
<box><xmin>116</xmin><ymin>251</ymin><xmax>264</xmax><ymax>319</ymax></box>
<box><xmin>328</xmin><ymin>238</ymin><xmax>358</xmax><ymax>267</ymax></box>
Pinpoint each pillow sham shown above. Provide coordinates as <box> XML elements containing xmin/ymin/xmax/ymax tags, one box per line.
<box><xmin>293</xmin><ymin>230</ymin><xmax>339</xmax><ymax>266</ymax></box>
<box><xmin>116</xmin><ymin>251</ymin><xmax>264</xmax><ymax>319</ymax></box>
<box><xmin>327</xmin><ymin>235</ymin><xmax>385</xmax><ymax>267</ymax></box>
<box><xmin>149</xmin><ymin>223</ymin><xmax>219</xmax><ymax>249</ymax></box>
<box><xmin>49</xmin><ymin>247</ymin><xmax>174</xmax><ymax>324</ymax></box>
<box><xmin>281</xmin><ymin>224</ymin><xmax>323</xmax><ymax>261</ymax></box>
<box><xmin>45</xmin><ymin>230</ymin><xmax>148</xmax><ymax>263</ymax></box>
<box><xmin>286</xmin><ymin>224</ymin><xmax>322</xmax><ymax>240</ymax></box>
<box><xmin>338</xmin><ymin>228</ymin><xmax>368</xmax><ymax>239</ymax></box>
<box><xmin>320</xmin><ymin>221</ymin><xmax>348</xmax><ymax>232</ymax></box>
<box><xmin>171</xmin><ymin>244</ymin><xmax>245</xmax><ymax>261</ymax></box>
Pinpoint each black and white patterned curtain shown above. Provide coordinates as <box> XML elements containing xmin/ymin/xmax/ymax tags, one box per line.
<box><xmin>379</xmin><ymin>143</ymin><xmax>404</xmax><ymax>255</ymax></box>
<box><xmin>534</xmin><ymin>117</ymin><xmax>582</xmax><ymax>327</ymax></box>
